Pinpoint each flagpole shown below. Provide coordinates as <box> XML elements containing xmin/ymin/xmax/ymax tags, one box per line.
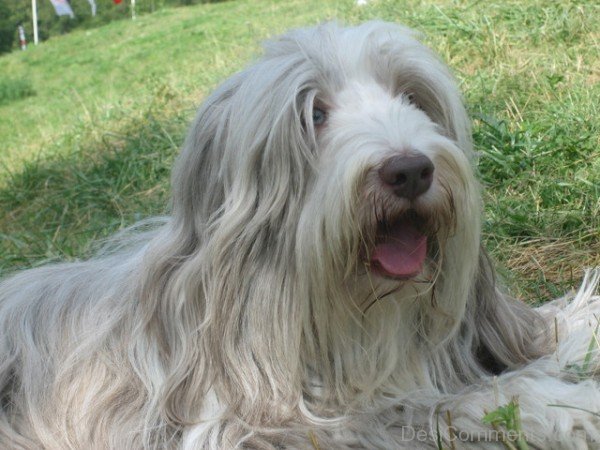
<box><xmin>31</xmin><ymin>0</ymin><xmax>39</xmax><ymax>45</ymax></box>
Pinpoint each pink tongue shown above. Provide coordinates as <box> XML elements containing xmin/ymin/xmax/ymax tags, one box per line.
<box><xmin>371</xmin><ymin>222</ymin><xmax>427</xmax><ymax>278</ymax></box>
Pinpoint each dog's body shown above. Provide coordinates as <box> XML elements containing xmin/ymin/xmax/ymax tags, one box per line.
<box><xmin>1</xmin><ymin>22</ymin><xmax>599</xmax><ymax>449</ymax></box>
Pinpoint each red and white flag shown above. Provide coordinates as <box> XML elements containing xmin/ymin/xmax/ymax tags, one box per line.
<box><xmin>48</xmin><ymin>0</ymin><xmax>75</xmax><ymax>18</ymax></box>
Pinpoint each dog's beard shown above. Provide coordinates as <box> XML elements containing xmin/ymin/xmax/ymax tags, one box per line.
<box><xmin>309</xmin><ymin>142</ymin><xmax>462</xmax><ymax>316</ymax></box>
<box><xmin>352</xmin><ymin>201</ymin><xmax>455</xmax><ymax>313</ymax></box>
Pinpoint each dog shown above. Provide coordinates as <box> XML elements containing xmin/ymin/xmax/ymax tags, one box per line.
<box><xmin>1</xmin><ymin>21</ymin><xmax>599</xmax><ymax>449</ymax></box>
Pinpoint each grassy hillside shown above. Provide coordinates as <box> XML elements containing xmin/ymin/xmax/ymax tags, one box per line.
<box><xmin>0</xmin><ymin>0</ymin><xmax>342</xmax><ymax>168</ymax></box>
<box><xmin>0</xmin><ymin>0</ymin><xmax>598</xmax><ymax>300</ymax></box>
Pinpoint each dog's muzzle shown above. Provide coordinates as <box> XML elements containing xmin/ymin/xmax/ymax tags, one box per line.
<box><xmin>369</xmin><ymin>153</ymin><xmax>434</xmax><ymax>279</ymax></box>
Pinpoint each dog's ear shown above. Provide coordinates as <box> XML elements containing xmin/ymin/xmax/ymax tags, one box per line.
<box><xmin>172</xmin><ymin>67</ymin><xmax>318</xmax><ymax>239</ymax></box>
<box><xmin>165</xmin><ymin>60</ymin><xmax>320</xmax><ymax>422</ymax></box>
<box><xmin>171</xmin><ymin>75</ymin><xmax>246</xmax><ymax>231</ymax></box>
<box><xmin>472</xmin><ymin>247</ymin><xmax>550</xmax><ymax>373</ymax></box>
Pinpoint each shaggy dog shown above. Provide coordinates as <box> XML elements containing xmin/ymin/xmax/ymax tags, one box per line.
<box><xmin>1</xmin><ymin>22</ymin><xmax>599</xmax><ymax>449</ymax></box>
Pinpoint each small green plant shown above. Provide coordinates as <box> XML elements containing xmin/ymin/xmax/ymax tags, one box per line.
<box><xmin>0</xmin><ymin>78</ymin><xmax>35</xmax><ymax>105</ymax></box>
<box><xmin>482</xmin><ymin>397</ymin><xmax>529</xmax><ymax>450</ymax></box>
<box><xmin>435</xmin><ymin>411</ymin><xmax>444</xmax><ymax>450</ymax></box>
<box><xmin>565</xmin><ymin>319</ymin><xmax>600</xmax><ymax>380</ymax></box>
<box><xmin>434</xmin><ymin>410</ymin><xmax>457</xmax><ymax>450</ymax></box>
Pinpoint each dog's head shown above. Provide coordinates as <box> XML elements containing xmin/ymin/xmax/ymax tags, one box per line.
<box><xmin>173</xmin><ymin>22</ymin><xmax>480</xmax><ymax>310</ymax></box>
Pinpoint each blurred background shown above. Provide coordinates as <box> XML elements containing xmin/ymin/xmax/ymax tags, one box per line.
<box><xmin>0</xmin><ymin>0</ymin><xmax>217</xmax><ymax>53</ymax></box>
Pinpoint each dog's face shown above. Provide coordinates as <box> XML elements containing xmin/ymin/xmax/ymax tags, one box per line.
<box><xmin>306</xmin><ymin>79</ymin><xmax>470</xmax><ymax>285</ymax></box>
<box><xmin>280</xmin><ymin>24</ymin><xmax>482</xmax><ymax>304</ymax></box>
<box><xmin>174</xmin><ymin>22</ymin><xmax>482</xmax><ymax>316</ymax></box>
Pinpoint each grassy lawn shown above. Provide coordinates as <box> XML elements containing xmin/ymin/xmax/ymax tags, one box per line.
<box><xmin>0</xmin><ymin>0</ymin><xmax>598</xmax><ymax>301</ymax></box>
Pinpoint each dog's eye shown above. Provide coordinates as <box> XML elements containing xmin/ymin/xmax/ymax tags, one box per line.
<box><xmin>405</xmin><ymin>92</ymin><xmax>424</xmax><ymax>111</ymax></box>
<box><xmin>312</xmin><ymin>107</ymin><xmax>327</xmax><ymax>126</ymax></box>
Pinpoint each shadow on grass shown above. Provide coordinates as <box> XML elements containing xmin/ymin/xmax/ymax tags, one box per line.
<box><xmin>0</xmin><ymin>78</ymin><xmax>36</xmax><ymax>106</ymax></box>
<box><xmin>0</xmin><ymin>87</ymin><xmax>191</xmax><ymax>273</ymax></box>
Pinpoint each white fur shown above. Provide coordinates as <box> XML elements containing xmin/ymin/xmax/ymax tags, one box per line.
<box><xmin>1</xmin><ymin>22</ymin><xmax>599</xmax><ymax>449</ymax></box>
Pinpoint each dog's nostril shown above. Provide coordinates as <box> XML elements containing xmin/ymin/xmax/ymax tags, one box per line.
<box><xmin>379</xmin><ymin>154</ymin><xmax>434</xmax><ymax>200</ymax></box>
<box><xmin>395</xmin><ymin>173</ymin><xmax>407</xmax><ymax>184</ymax></box>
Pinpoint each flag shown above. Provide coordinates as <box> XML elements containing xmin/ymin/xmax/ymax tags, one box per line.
<box><xmin>113</xmin><ymin>0</ymin><xmax>122</xmax><ymax>4</ymax></box>
<box><xmin>18</xmin><ymin>25</ymin><xmax>27</xmax><ymax>50</ymax></box>
<box><xmin>48</xmin><ymin>0</ymin><xmax>75</xmax><ymax>18</ymax></box>
<box><xmin>87</xmin><ymin>0</ymin><xmax>96</xmax><ymax>16</ymax></box>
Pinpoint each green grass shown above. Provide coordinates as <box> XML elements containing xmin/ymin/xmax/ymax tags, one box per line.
<box><xmin>483</xmin><ymin>397</ymin><xmax>529</xmax><ymax>450</ymax></box>
<box><xmin>0</xmin><ymin>0</ymin><xmax>598</xmax><ymax>301</ymax></box>
<box><xmin>0</xmin><ymin>77</ymin><xmax>35</xmax><ymax>105</ymax></box>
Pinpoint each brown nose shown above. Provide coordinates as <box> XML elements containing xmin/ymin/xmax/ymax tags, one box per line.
<box><xmin>379</xmin><ymin>154</ymin><xmax>434</xmax><ymax>200</ymax></box>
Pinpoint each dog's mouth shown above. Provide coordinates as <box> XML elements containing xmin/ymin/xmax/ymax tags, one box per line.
<box><xmin>368</xmin><ymin>211</ymin><xmax>429</xmax><ymax>280</ymax></box>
